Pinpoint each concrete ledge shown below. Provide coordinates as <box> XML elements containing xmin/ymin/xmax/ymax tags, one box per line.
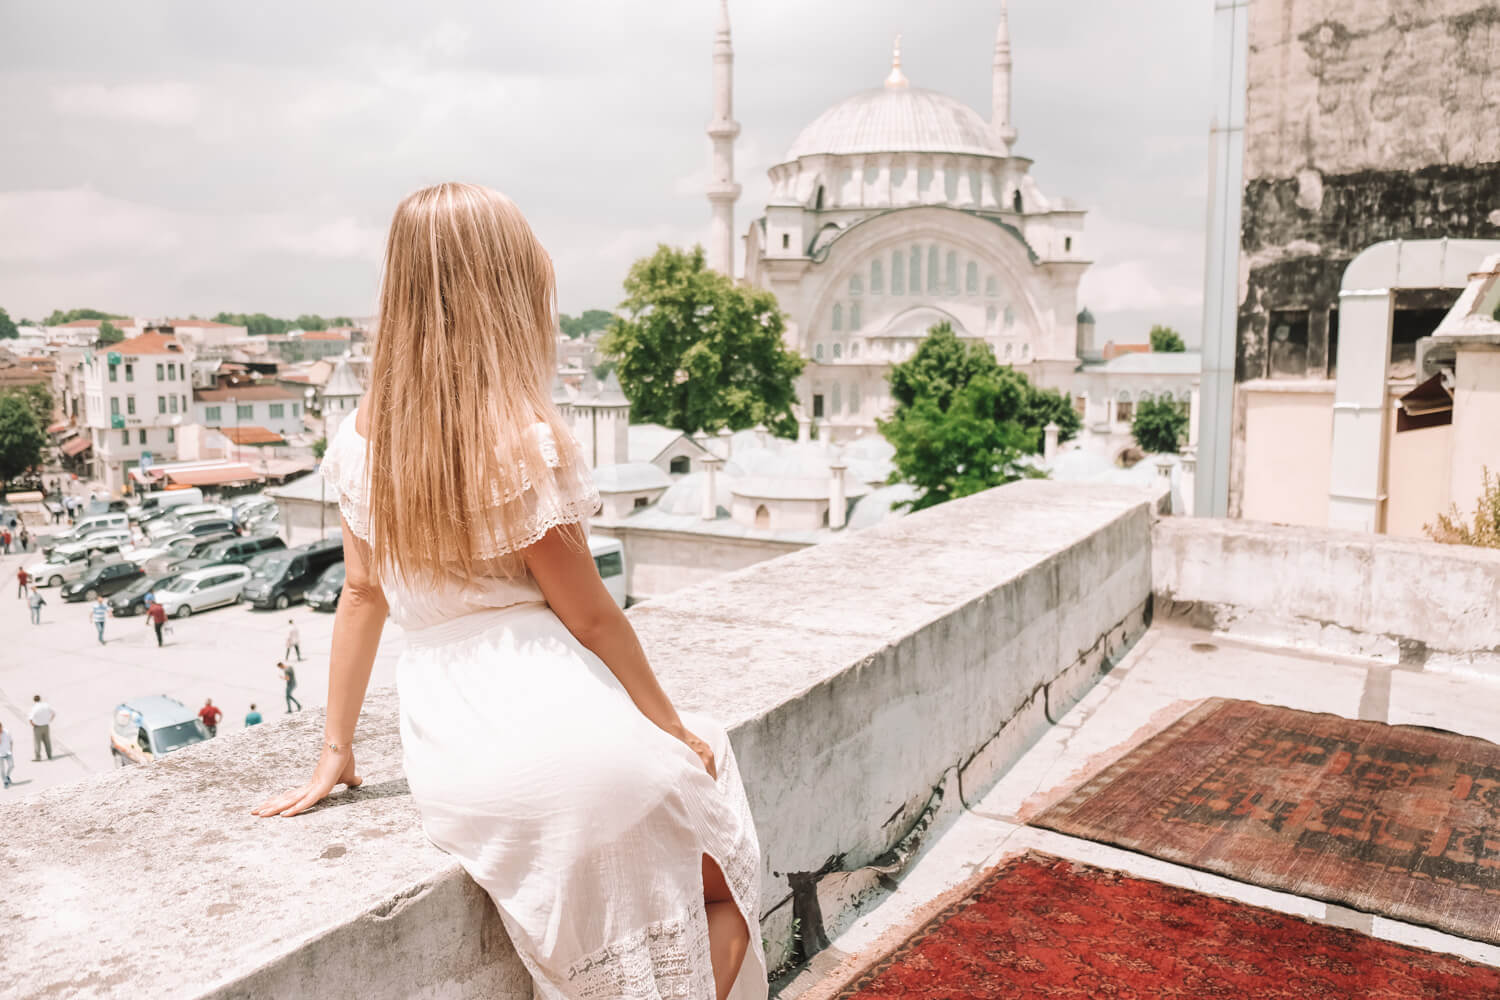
<box><xmin>1153</xmin><ymin>518</ymin><xmax>1500</xmax><ymax>676</ymax></box>
<box><xmin>2</xmin><ymin>480</ymin><xmax>1161</xmax><ymax>997</ymax></box>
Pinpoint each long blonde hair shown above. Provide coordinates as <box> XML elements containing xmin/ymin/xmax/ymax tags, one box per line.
<box><xmin>364</xmin><ymin>183</ymin><xmax>582</xmax><ymax>582</ymax></box>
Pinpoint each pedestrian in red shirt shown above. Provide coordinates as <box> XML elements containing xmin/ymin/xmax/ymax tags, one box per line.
<box><xmin>16</xmin><ymin>566</ymin><xmax>28</xmax><ymax>599</ymax></box>
<box><xmin>146</xmin><ymin>600</ymin><xmax>168</xmax><ymax>647</ymax></box>
<box><xmin>198</xmin><ymin>699</ymin><xmax>223</xmax><ymax>737</ymax></box>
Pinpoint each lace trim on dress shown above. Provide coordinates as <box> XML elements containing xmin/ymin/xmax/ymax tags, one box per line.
<box><xmin>320</xmin><ymin>415</ymin><xmax>600</xmax><ymax>558</ymax></box>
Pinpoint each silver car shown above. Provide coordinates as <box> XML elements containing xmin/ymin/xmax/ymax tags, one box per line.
<box><xmin>25</xmin><ymin>548</ymin><xmax>98</xmax><ymax>588</ymax></box>
<box><xmin>153</xmin><ymin>565</ymin><xmax>252</xmax><ymax>618</ymax></box>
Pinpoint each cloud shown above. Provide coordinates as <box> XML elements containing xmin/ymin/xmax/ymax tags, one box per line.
<box><xmin>0</xmin><ymin>188</ymin><xmax>183</xmax><ymax>262</ymax></box>
<box><xmin>1077</xmin><ymin>213</ymin><xmax>1205</xmax><ymax>318</ymax></box>
<box><xmin>51</xmin><ymin>82</ymin><xmax>201</xmax><ymax>126</ymax></box>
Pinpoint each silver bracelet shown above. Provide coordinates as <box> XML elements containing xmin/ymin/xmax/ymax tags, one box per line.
<box><xmin>326</xmin><ymin>740</ymin><xmax>349</xmax><ymax>753</ymax></box>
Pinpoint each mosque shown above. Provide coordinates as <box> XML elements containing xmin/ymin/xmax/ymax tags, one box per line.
<box><xmin>707</xmin><ymin>0</ymin><xmax>1092</xmax><ymax>440</ymax></box>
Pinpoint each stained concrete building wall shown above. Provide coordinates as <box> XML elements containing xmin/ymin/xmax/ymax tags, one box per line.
<box><xmin>1153</xmin><ymin>517</ymin><xmax>1500</xmax><ymax>678</ymax></box>
<box><xmin>590</xmin><ymin>523</ymin><xmax>809</xmax><ymax>602</ymax></box>
<box><xmin>2</xmin><ymin>480</ymin><xmax>1161</xmax><ymax>999</ymax></box>
<box><xmin>1232</xmin><ymin>0</ymin><xmax>1500</xmax><ymax>513</ymax></box>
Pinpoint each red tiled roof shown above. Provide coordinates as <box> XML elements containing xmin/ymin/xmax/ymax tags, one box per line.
<box><xmin>194</xmin><ymin>384</ymin><xmax>301</xmax><ymax>402</ymax></box>
<box><xmin>1102</xmin><ymin>342</ymin><xmax>1152</xmax><ymax>361</ymax></box>
<box><xmin>163</xmin><ymin>464</ymin><xmax>261</xmax><ymax>487</ymax></box>
<box><xmin>217</xmin><ymin>425</ymin><xmax>285</xmax><ymax>446</ymax></box>
<box><xmin>298</xmin><ymin>331</ymin><xmax>351</xmax><ymax>341</ymax></box>
<box><xmin>60</xmin><ymin>437</ymin><xmax>93</xmax><ymax>457</ymax></box>
<box><xmin>114</xmin><ymin>332</ymin><xmax>184</xmax><ymax>356</ymax></box>
<box><xmin>46</xmin><ymin>422</ymin><xmax>69</xmax><ymax>433</ymax></box>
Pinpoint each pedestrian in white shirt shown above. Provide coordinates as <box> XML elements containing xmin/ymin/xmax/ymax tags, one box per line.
<box><xmin>28</xmin><ymin>695</ymin><xmax>55</xmax><ymax>762</ymax></box>
<box><xmin>284</xmin><ymin>620</ymin><xmax>303</xmax><ymax>662</ymax></box>
<box><xmin>0</xmin><ymin>722</ymin><xmax>14</xmax><ymax>787</ymax></box>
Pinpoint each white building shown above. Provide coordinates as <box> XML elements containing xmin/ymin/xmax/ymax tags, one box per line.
<box><xmin>319</xmin><ymin>357</ymin><xmax>367</xmax><ymax>439</ymax></box>
<box><xmin>714</xmin><ymin>5</ymin><xmax>1090</xmax><ymax>440</ymax></box>
<box><xmin>78</xmin><ymin>331</ymin><xmax>195</xmax><ymax>492</ymax></box>
<box><xmin>193</xmin><ymin>383</ymin><xmax>306</xmax><ymax>440</ymax></box>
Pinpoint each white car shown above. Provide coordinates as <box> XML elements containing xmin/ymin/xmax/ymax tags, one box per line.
<box><xmin>26</xmin><ymin>548</ymin><xmax>97</xmax><ymax>588</ymax></box>
<box><xmin>153</xmin><ymin>565</ymin><xmax>253</xmax><ymax>618</ymax></box>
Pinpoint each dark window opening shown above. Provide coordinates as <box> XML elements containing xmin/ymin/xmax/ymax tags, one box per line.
<box><xmin>1326</xmin><ymin>308</ymin><xmax>1339</xmax><ymax>379</ymax></box>
<box><xmin>632</xmin><ymin>496</ymin><xmax>651</xmax><ymax>510</ymax></box>
<box><xmin>812</xmin><ymin>394</ymin><xmax>825</xmax><ymax>418</ymax></box>
<box><xmin>668</xmin><ymin>456</ymin><xmax>690</xmax><ymax>475</ymax></box>
<box><xmin>1064</xmin><ymin>237</ymin><xmax>1072</xmax><ymax>252</ymax></box>
<box><xmin>1268</xmin><ymin>309</ymin><xmax>1310</xmax><ymax>378</ymax></box>
<box><xmin>781</xmin><ymin>233</ymin><xmax>790</xmax><ymax>250</ymax></box>
<box><xmin>814</xmin><ymin>186</ymin><xmax>825</xmax><ymax>210</ymax></box>
<box><xmin>1391</xmin><ymin>309</ymin><xmax>1451</xmax><ymax>371</ymax></box>
<box><xmin>1012</xmin><ymin>190</ymin><xmax>1023</xmax><ymax>213</ymax></box>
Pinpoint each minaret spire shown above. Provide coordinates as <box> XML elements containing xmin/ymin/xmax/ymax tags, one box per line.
<box><xmin>885</xmin><ymin>34</ymin><xmax>909</xmax><ymax>89</ymax></box>
<box><xmin>707</xmin><ymin>0</ymin><xmax>742</xmax><ymax>277</ymax></box>
<box><xmin>992</xmin><ymin>0</ymin><xmax>1017</xmax><ymax>149</ymax></box>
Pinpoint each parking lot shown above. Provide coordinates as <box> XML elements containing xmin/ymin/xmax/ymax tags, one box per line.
<box><xmin>2</xmin><ymin>546</ymin><xmax>406</xmax><ymax>798</ymax></box>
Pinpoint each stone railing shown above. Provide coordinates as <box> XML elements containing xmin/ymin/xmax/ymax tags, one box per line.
<box><xmin>3</xmin><ymin>481</ymin><xmax>1162</xmax><ymax>999</ymax></box>
<box><xmin>1153</xmin><ymin>518</ymin><xmax>1500</xmax><ymax>676</ymax></box>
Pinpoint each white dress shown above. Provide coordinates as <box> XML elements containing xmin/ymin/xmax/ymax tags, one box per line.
<box><xmin>321</xmin><ymin>414</ymin><xmax>767</xmax><ymax>1000</ymax></box>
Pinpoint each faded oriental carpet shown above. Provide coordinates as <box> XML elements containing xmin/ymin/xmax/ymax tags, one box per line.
<box><xmin>1033</xmin><ymin>698</ymin><xmax>1500</xmax><ymax>946</ymax></box>
<box><xmin>837</xmin><ymin>853</ymin><xmax>1500</xmax><ymax>999</ymax></box>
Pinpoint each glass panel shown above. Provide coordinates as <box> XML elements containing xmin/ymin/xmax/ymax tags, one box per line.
<box><xmin>927</xmin><ymin>247</ymin><xmax>940</xmax><ymax>293</ymax></box>
<box><xmin>832</xmin><ymin>303</ymin><xmax>842</xmax><ymax>332</ymax></box>
<box><xmin>891</xmin><ymin>251</ymin><xmax>905</xmax><ymax>295</ymax></box>
<box><xmin>1268</xmin><ymin>309</ymin><xmax>1309</xmax><ymax>378</ymax></box>
<box><xmin>870</xmin><ymin>259</ymin><xmax>883</xmax><ymax>294</ymax></box>
<box><xmin>910</xmin><ymin>247</ymin><xmax>921</xmax><ymax>291</ymax></box>
<box><xmin>966</xmin><ymin>262</ymin><xmax>979</xmax><ymax>295</ymax></box>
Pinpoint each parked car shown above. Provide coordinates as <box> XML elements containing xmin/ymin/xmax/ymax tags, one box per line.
<box><xmin>305</xmin><ymin>561</ymin><xmax>345</xmax><ymax>612</ymax></box>
<box><xmin>126</xmin><ymin>487</ymin><xmax>204</xmax><ymax>521</ymax></box>
<box><xmin>242</xmin><ymin>538</ymin><xmax>344</xmax><ymax>609</ymax></box>
<box><xmin>110</xmin><ymin>696</ymin><xmax>209</xmax><ymax>765</ymax></box>
<box><xmin>145</xmin><ymin>505</ymin><xmax>230</xmax><ymax>539</ymax></box>
<box><xmin>109</xmin><ymin>572</ymin><xmax>182</xmax><ymax>617</ymax></box>
<box><xmin>195</xmin><ymin>533</ymin><xmax>285</xmax><ymax>566</ymax></box>
<box><xmin>590</xmin><ymin>535</ymin><xmax>627</xmax><ymax>609</ymax></box>
<box><xmin>25</xmin><ymin>548</ymin><xmax>101</xmax><ymax>588</ymax></box>
<box><xmin>41</xmin><ymin>514</ymin><xmax>131</xmax><ymax>555</ymax></box>
<box><xmin>61</xmin><ymin>561</ymin><xmax>147</xmax><ymax>602</ymax></box>
<box><xmin>154</xmin><ymin>565</ymin><xmax>253</xmax><ymax>618</ymax></box>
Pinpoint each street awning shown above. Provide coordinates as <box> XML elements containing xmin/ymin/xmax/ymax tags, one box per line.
<box><xmin>162</xmin><ymin>463</ymin><xmax>261</xmax><ymax>487</ymax></box>
<box><xmin>60</xmin><ymin>437</ymin><xmax>93</xmax><ymax>457</ymax></box>
<box><xmin>218</xmin><ymin>425</ymin><xmax>285</xmax><ymax>446</ymax></box>
<box><xmin>46</xmin><ymin>421</ymin><xmax>69</xmax><ymax>434</ymax></box>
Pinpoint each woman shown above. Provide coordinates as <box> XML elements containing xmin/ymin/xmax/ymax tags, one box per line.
<box><xmin>253</xmin><ymin>183</ymin><xmax>764</xmax><ymax>1000</ymax></box>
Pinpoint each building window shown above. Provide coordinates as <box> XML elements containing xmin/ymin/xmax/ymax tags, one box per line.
<box><xmin>205</xmin><ymin>405</ymin><xmax>221</xmax><ymax>422</ymax></box>
<box><xmin>986</xmin><ymin>276</ymin><xmax>999</xmax><ymax>297</ymax></box>
<box><xmin>850</xmin><ymin>303</ymin><xmax>861</xmax><ymax>330</ymax></box>
<box><xmin>167</xmin><ymin>428</ymin><xmax>175</xmax><ymax>444</ymax></box>
<box><xmin>268</xmin><ymin>403</ymin><xmax>285</xmax><ymax>418</ymax></box>
<box><xmin>125</xmin><ymin>363</ymin><xmax>134</xmax><ymax>382</ymax></box>
<box><xmin>1269</xmin><ymin>309</ymin><xmax>1310</xmax><ymax>378</ymax></box>
<box><xmin>292</xmin><ymin>402</ymin><xmax>300</xmax><ymax>417</ymax></box>
<box><xmin>830</xmin><ymin>382</ymin><xmax>842</xmax><ymax>415</ymax></box>
<box><xmin>814</xmin><ymin>186</ymin><xmax>825</xmax><ymax>210</ymax></box>
<box><xmin>669</xmin><ymin>456</ymin><xmax>690</xmax><ymax>475</ymax></box>
<box><xmin>110</xmin><ymin>397</ymin><xmax>119</xmax><ymax>416</ymax></box>
<box><xmin>927</xmin><ymin>247</ymin><xmax>940</xmax><ymax>293</ymax></box>
<box><xmin>812</xmin><ymin>394</ymin><xmax>824</xmax><ymax>418</ymax></box>
<box><xmin>1116</xmin><ymin>392</ymin><xmax>1133</xmax><ymax>423</ymax></box>
<box><xmin>170</xmin><ymin>396</ymin><xmax>178</xmax><ymax>414</ymax></box>
<box><xmin>966</xmin><ymin>261</ymin><xmax>979</xmax><ymax>295</ymax></box>
<box><xmin>1020</xmin><ymin>343</ymin><xmax>1030</xmax><ymax>361</ymax></box>
<box><xmin>892</xmin><ymin>251</ymin><xmax>905</xmax><ymax>295</ymax></box>
<box><xmin>849</xmin><ymin>275</ymin><xmax>863</xmax><ymax>296</ymax></box>
<box><xmin>126</xmin><ymin>396</ymin><xmax>135</xmax><ymax>415</ymax></box>
<box><xmin>832</xmin><ymin>343</ymin><xmax>842</xmax><ymax>360</ymax></box>
<box><xmin>849</xmin><ymin>382</ymin><xmax>860</xmax><ymax>414</ymax></box>
<box><xmin>1064</xmin><ymin>236</ymin><xmax>1073</xmax><ymax>252</ymax></box>
<box><xmin>832</xmin><ymin>303</ymin><xmax>843</xmax><ymax>332</ymax></box>
<box><xmin>1004</xmin><ymin>305</ymin><xmax>1015</xmax><ymax>329</ymax></box>
<box><xmin>167</xmin><ymin>364</ymin><xmax>176</xmax><ymax>381</ymax></box>
<box><xmin>870</xmin><ymin>259</ymin><xmax>883</xmax><ymax>294</ymax></box>
<box><xmin>1013</xmin><ymin>190</ymin><xmax>1023</xmax><ymax>213</ymax></box>
<box><xmin>987</xmin><ymin>305</ymin><xmax>998</xmax><ymax>333</ymax></box>
<box><xmin>781</xmin><ymin>233</ymin><xmax>790</xmax><ymax>250</ymax></box>
<box><xmin>139</xmin><ymin>429</ymin><xmax>147</xmax><ymax>445</ymax></box>
<box><xmin>121</xmin><ymin>430</ymin><xmax>130</xmax><ymax>446</ymax></box>
<box><xmin>158</xmin><ymin>397</ymin><xmax>166</xmax><ymax>414</ymax></box>
<box><xmin>910</xmin><ymin>246</ymin><xmax>922</xmax><ymax>291</ymax></box>
<box><xmin>814</xmin><ymin>343</ymin><xmax>824</xmax><ymax>361</ymax></box>
<box><xmin>754</xmin><ymin>504</ymin><xmax>770</xmax><ymax>531</ymax></box>
<box><xmin>1004</xmin><ymin>343</ymin><xmax>1013</xmax><ymax>359</ymax></box>
<box><xmin>109</xmin><ymin>366</ymin><xmax>118</xmax><ymax>383</ymax></box>
<box><xmin>156</xmin><ymin>364</ymin><xmax>164</xmax><ymax>380</ymax></box>
<box><xmin>237</xmin><ymin>404</ymin><xmax>253</xmax><ymax>420</ymax></box>
<box><xmin>850</xmin><ymin>341</ymin><xmax>860</xmax><ymax>358</ymax></box>
<box><xmin>946</xmin><ymin>252</ymin><xmax>959</xmax><ymax>294</ymax></box>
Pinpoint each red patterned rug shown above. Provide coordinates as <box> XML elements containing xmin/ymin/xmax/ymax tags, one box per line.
<box><xmin>1033</xmin><ymin>698</ymin><xmax>1500</xmax><ymax>947</ymax></box>
<box><xmin>836</xmin><ymin>852</ymin><xmax>1500</xmax><ymax>998</ymax></box>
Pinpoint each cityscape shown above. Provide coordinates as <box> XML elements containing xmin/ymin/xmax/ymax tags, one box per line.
<box><xmin>3</xmin><ymin>1</ymin><xmax>1500</xmax><ymax>998</ymax></box>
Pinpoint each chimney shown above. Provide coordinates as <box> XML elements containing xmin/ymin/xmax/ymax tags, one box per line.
<box><xmin>753</xmin><ymin>422</ymin><xmax>769</xmax><ymax>449</ymax></box>
<box><xmin>829</xmin><ymin>459</ymin><xmax>848</xmax><ymax>529</ymax></box>
<box><xmin>816</xmin><ymin>418</ymin><xmax>831</xmax><ymax>442</ymax></box>
<box><xmin>718</xmin><ymin>426</ymin><xmax>733</xmax><ymax>457</ymax></box>
<box><xmin>1043</xmin><ymin>421</ymin><xmax>1060</xmax><ymax>464</ymax></box>
<box><xmin>797</xmin><ymin>416</ymin><xmax>811</xmax><ymax>443</ymax></box>
<box><xmin>701</xmin><ymin>455</ymin><xmax>722</xmax><ymax>521</ymax></box>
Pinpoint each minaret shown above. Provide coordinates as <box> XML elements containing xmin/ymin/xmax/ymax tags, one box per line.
<box><xmin>992</xmin><ymin>0</ymin><xmax>1017</xmax><ymax>149</ymax></box>
<box><xmin>885</xmin><ymin>35</ymin><xmax>909</xmax><ymax>89</ymax></box>
<box><xmin>707</xmin><ymin>0</ymin><xmax>741</xmax><ymax>278</ymax></box>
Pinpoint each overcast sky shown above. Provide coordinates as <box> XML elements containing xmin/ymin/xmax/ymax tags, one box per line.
<box><xmin>0</xmin><ymin>1</ymin><xmax>1212</xmax><ymax>346</ymax></box>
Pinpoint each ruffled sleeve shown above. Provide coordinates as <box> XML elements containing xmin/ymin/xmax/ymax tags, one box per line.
<box><xmin>319</xmin><ymin>414</ymin><xmax>372</xmax><ymax>542</ymax></box>
<box><xmin>474</xmin><ymin>422</ymin><xmax>601</xmax><ymax>559</ymax></box>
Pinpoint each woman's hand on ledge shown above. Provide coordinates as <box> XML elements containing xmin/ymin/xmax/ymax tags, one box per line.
<box><xmin>672</xmin><ymin>726</ymin><xmax>717</xmax><ymax>781</ymax></box>
<box><xmin>252</xmin><ymin>744</ymin><xmax>362</xmax><ymax>818</ymax></box>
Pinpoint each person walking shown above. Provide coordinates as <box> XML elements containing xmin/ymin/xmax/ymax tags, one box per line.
<box><xmin>253</xmin><ymin>184</ymin><xmax>762</xmax><ymax>999</ymax></box>
<box><xmin>198</xmin><ymin>699</ymin><xmax>222</xmax><ymax>737</ymax></box>
<box><xmin>17</xmin><ymin>565</ymin><xmax>29</xmax><ymax>599</ymax></box>
<box><xmin>28</xmin><ymin>586</ymin><xmax>45</xmax><ymax>625</ymax></box>
<box><xmin>29</xmin><ymin>695</ymin><xmax>54</xmax><ymax>762</ymax></box>
<box><xmin>146</xmin><ymin>599</ymin><xmax>168</xmax><ymax>646</ymax></box>
<box><xmin>18</xmin><ymin>526</ymin><xmax>29</xmax><ymax>552</ymax></box>
<box><xmin>91</xmin><ymin>596</ymin><xmax>108</xmax><ymax>645</ymax></box>
<box><xmin>0</xmin><ymin>721</ymin><xmax>14</xmax><ymax>788</ymax></box>
<box><xmin>244</xmin><ymin>704</ymin><xmax>263</xmax><ymax>727</ymax></box>
<box><xmin>2</xmin><ymin>528</ymin><xmax>11</xmax><ymax>554</ymax></box>
<box><xmin>284</xmin><ymin>620</ymin><xmax>303</xmax><ymax>662</ymax></box>
<box><xmin>279</xmin><ymin>662</ymin><xmax>301</xmax><ymax>713</ymax></box>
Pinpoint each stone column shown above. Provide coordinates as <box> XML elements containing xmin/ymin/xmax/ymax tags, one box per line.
<box><xmin>797</xmin><ymin>416</ymin><xmax>811</xmax><ymax>443</ymax></box>
<box><xmin>701</xmin><ymin>455</ymin><xmax>722</xmax><ymax>521</ymax></box>
<box><xmin>1043</xmin><ymin>421</ymin><xmax>1060</xmax><ymax>464</ymax></box>
<box><xmin>829</xmin><ymin>459</ymin><xmax>848</xmax><ymax>529</ymax></box>
<box><xmin>816</xmin><ymin>418</ymin><xmax>832</xmax><ymax>442</ymax></box>
<box><xmin>718</xmin><ymin>426</ymin><xmax>734</xmax><ymax>458</ymax></box>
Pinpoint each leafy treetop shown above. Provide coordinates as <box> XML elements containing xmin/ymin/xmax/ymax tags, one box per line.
<box><xmin>1131</xmin><ymin>397</ymin><xmax>1188</xmax><ymax>454</ymax></box>
<box><xmin>1149</xmin><ymin>325</ymin><xmax>1186</xmax><ymax>352</ymax></box>
<box><xmin>0</xmin><ymin>307</ymin><xmax>16</xmax><ymax>340</ymax></box>
<box><xmin>0</xmin><ymin>393</ymin><xmax>45</xmax><ymax>485</ymax></box>
<box><xmin>561</xmin><ymin>309</ymin><xmax>614</xmax><ymax>338</ymax></box>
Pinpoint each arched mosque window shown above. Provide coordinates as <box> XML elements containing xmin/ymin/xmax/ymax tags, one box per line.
<box><xmin>927</xmin><ymin>247</ymin><xmax>940</xmax><ymax>293</ymax></box>
<box><xmin>850</xmin><ymin>303</ymin><xmax>862</xmax><ymax>330</ymax></box>
<box><xmin>849</xmin><ymin>275</ymin><xmax>863</xmax><ymax>296</ymax></box>
<box><xmin>945</xmin><ymin>252</ymin><xmax>958</xmax><ymax>295</ymax></box>
<box><xmin>870</xmin><ymin>258</ymin><xmax>883</xmax><ymax>294</ymax></box>
<box><xmin>910</xmin><ymin>246</ymin><xmax>922</xmax><ymax>291</ymax></box>
<box><xmin>832</xmin><ymin>342</ymin><xmax>843</xmax><ymax>360</ymax></box>
<box><xmin>832</xmin><ymin>304</ymin><xmax>842</xmax><ymax>331</ymax></box>
<box><xmin>891</xmin><ymin>252</ymin><xmax>905</xmax><ymax>295</ymax></box>
<box><xmin>966</xmin><ymin>261</ymin><xmax>979</xmax><ymax>295</ymax></box>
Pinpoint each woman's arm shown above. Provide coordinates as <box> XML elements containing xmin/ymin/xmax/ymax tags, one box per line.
<box><xmin>252</xmin><ymin>515</ymin><xmax>388</xmax><ymax>817</ymax></box>
<box><xmin>524</xmin><ymin>525</ymin><xmax>716</xmax><ymax>777</ymax></box>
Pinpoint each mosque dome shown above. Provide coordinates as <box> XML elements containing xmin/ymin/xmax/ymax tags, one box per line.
<box><xmin>784</xmin><ymin>86</ymin><xmax>1005</xmax><ymax>162</ymax></box>
<box><xmin>845</xmin><ymin>483</ymin><xmax>919</xmax><ymax>531</ymax></box>
<box><xmin>655</xmin><ymin>469</ymin><xmax>736</xmax><ymax>518</ymax></box>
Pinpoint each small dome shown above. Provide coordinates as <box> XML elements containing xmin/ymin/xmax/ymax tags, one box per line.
<box><xmin>654</xmin><ymin>470</ymin><xmax>735</xmax><ymax>517</ymax></box>
<box><xmin>846</xmin><ymin>483</ymin><xmax>920</xmax><ymax>530</ymax></box>
<box><xmin>730</xmin><ymin>441</ymin><xmax>871</xmax><ymax>502</ymax></box>
<box><xmin>783</xmin><ymin>86</ymin><xmax>1006</xmax><ymax>162</ymax></box>
<box><xmin>592</xmin><ymin>462</ymin><xmax>671</xmax><ymax>494</ymax></box>
<box><xmin>1077</xmin><ymin>307</ymin><xmax>1096</xmax><ymax>325</ymax></box>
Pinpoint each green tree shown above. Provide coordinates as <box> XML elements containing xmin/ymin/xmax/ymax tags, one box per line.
<box><xmin>4</xmin><ymin>384</ymin><xmax>53</xmax><ymax>427</ymax></box>
<box><xmin>97</xmin><ymin>320</ymin><xmax>125</xmax><ymax>345</ymax></box>
<box><xmin>0</xmin><ymin>307</ymin><xmax>17</xmax><ymax>340</ymax></box>
<box><xmin>603</xmin><ymin>245</ymin><xmax>804</xmax><ymax>436</ymax></box>
<box><xmin>1149</xmin><ymin>325</ymin><xmax>1186</xmax><ymax>352</ymax></box>
<box><xmin>879</xmin><ymin>322</ymin><xmax>1077</xmax><ymax>511</ymax></box>
<box><xmin>592</xmin><ymin>359</ymin><xmax>617</xmax><ymax>382</ymax></box>
<box><xmin>312</xmin><ymin>437</ymin><xmax>328</xmax><ymax>460</ymax></box>
<box><xmin>43</xmin><ymin>307</ymin><xmax>126</xmax><ymax>326</ymax></box>
<box><xmin>1131</xmin><ymin>397</ymin><xmax>1188</xmax><ymax>453</ymax></box>
<box><xmin>0</xmin><ymin>394</ymin><xmax>44</xmax><ymax>485</ymax></box>
<box><xmin>561</xmin><ymin>309</ymin><xmax>615</xmax><ymax>338</ymax></box>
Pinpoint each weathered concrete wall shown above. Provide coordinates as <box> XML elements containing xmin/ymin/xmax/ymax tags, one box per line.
<box><xmin>1153</xmin><ymin>517</ymin><xmax>1500</xmax><ymax>676</ymax></box>
<box><xmin>1</xmin><ymin>481</ymin><xmax>1160</xmax><ymax>998</ymax></box>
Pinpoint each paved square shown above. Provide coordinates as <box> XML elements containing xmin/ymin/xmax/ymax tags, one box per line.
<box><xmin>2</xmin><ymin>549</ymin><xmax>406</xmax><ymax>797</ymax></box>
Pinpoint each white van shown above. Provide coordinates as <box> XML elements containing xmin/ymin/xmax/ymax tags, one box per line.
<box><xmin>129</xmin><ymin>488</ymin><xmax>204</xmax><ymax>520</ymax></box>
<box><xmin>589</xmin><ymin>536</ymin><xmax>627</xmax><ymax>608</ymax></box>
